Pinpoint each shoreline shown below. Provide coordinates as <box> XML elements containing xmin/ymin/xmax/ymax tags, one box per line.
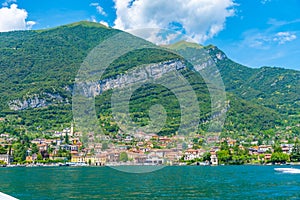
<box><xmin>2</xmin><ymin>162</ymin><xmax>300</xmax><ymax>168</ymax></box>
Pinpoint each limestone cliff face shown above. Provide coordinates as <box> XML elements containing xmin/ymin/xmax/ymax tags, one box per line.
<box><xmin>8</xmin><ymin>56</ymin><xmax>224</xmax><ymax>111</ymax></box>
<box><xmin>207</xmin><ymin>47</ymin><xmax>227</xmax><ymax>63</ymax></box>
<box><xmin>8</xmin><ymin>60</ymin><xmax>185</xmax><ymax>111</ymax></box>
<box><xmin>8</xmin><ymin>93</ymin><xmax>67</xmax><ymax>111</ymax></box>
<box><xmin>75</xmin><ymin>60</ymin><xmax>186</xmax><ymax>98</ymax></box>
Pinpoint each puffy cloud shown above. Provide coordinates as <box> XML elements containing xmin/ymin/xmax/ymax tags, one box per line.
<box><xmin>89</xmin><ymin>16</ymin><xmax>109</xmax><ymax>27</ymax></box>
<box><xmin>273</xmin><ymin>32</ymin><xmax>297</xmax><ymax>44</ymax></box>
<box><xmin>100</xmin><ymin>20</ymin><xmax>109</xmax><ymax>27</ymax></box>
<box><xmin>113</xmin><ymin>0</ymin><xmax>236</xmax><ymax>44</ymax></box>
<box><xmin>0</xmin><ymin>4</ymin><xmax>35</xmax><ymax>32</ymax></box>
<box><xmin>26</xmin><ymin>20</ymin><xmax>36</xmax><ymax>29</ymax></box>
<box><xmin>90</xmin><ymin>2</ymin><xmax>106</xmax><ymax>16</ymax></box>
<box><xmin>2</xmin><ymin>0</ymin><xmax>17</xmax><ymax>7</ymax></box>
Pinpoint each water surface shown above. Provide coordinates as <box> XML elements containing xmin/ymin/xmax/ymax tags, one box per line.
<box><xmin>1</xmin><ymin>166</ymin><xmax>299</xmax><ymax>199</ymax></box>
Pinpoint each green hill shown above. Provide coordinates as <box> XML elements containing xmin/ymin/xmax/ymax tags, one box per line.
<box><xmin>206</xmin><ymin>45</ymin><xmax>300</xmax><ymax>116</ymax></box>
<box><xmin>0</xmin><ymin>22</ymin><xmax>299</xmax><ymax>142</ymax></box>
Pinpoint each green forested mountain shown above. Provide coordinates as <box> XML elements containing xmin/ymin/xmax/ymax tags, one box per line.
<box><xmin>167</xmin><ymin>41</ymin><xmax>299</xmax><ymax>139</ymax></box>
<box><xmin>0</xmin><ymin>22</ymin><xmax>119</xmax><ymax>132</ymax></box>
<box><xmin>207</xmin><ymin>46</ymin><xmax>300</xmax><ymax>116</ymax></box>
<box><xmin>0</xmin><ymin>21</ymin><xmax>299</xmax><ymax>141</ymax></box>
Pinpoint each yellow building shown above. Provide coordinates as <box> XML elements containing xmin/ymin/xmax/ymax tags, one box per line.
<box><xmin>85</xmin><ymin>156</ymin><xmax>96</xmax><ymax>165</ymax></box>
<box><xmin>71</xmin><ymin>154</ymin><xmax>108</xmax><ymax>166</ymax></box>
<box><xmin>71</xmin><ymin>155</ymin><xmax>85</xmax><ymax>163</ymax></box>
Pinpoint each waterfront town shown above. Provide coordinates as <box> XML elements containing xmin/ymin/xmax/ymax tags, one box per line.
<box><xmin>1</xmin><ymin>123</ymin><xmax>300</xmax><ymax>167</ymax></box>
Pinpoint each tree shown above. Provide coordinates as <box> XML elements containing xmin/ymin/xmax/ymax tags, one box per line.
<box><xmin>31</xmin><ymin>143</ymin><xmax>39</xmax><ymax>155</ymax></box>
<box><xmin>217</xmin><ymin>150</ymin><xmax>231</xmax><ymax>164</ymax></box>
<box><xmin>120</xmin><ymin>152</ymin><xmax>128</xmax><ymax>162</ymax></box>
<box><xmin>273</xmin><ymin>144</ymin><xmax>282</xmax><ymax>153</ymax></box>
<box><xmin>220</xmin><ymin>141</ymin><xmax>229</xmax><ymax>151</ymax></box>
<box><xmin>290</xmin><ymin>144</ymin><xmax>300</xmax><ymax>162</ymax></box>
<box><xmin>202</xmin><ymin>152</ymin><xmax>211</xmax><ymax>162</ymax></box>
<box><xmin>101</xmin><ymin>142</ymin><xmax>108</xmax><ymax>151</ymax></box>
<box><xmin>13</xmin><ymin>144</ymin><xmax>27</xmax><ymax>163</ymax></box>
<box><xmin>271</xmin><ymin>152</ymin><xmax>289</xmax><ymax>163</ymax></box>
<box><xmin>182</xmin><ymin>142</ymin><xmax>188</xmax><ymax>150</ymax></box>
<box><xmin>65</xmin><ymin>133</ymin><xmax>69</xmax><ymax>144</ymax></box>
<box><xmin>0</xmin><ymin>145</ymin><xmax>7</xmax><ymax>154</ymax></box>
<box><xmin>37</xmin><ymin>153</ymin><xmax>43</xmax><ymax>161</ymax></box>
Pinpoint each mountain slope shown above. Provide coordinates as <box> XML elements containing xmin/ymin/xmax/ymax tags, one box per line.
<box><xmin>206</xmin><ymin>45</ymin><xmax>300</xmax><ymax>117</ymax></box>
<box><xmin>0</xmin><ymin>22</ymin><xmax>298</xmax><ymax>140</ymax></box>
<box><xmin>0</xmin><ymin>22</ymin><xmax>121</xmax><ymax>131</ymax></box>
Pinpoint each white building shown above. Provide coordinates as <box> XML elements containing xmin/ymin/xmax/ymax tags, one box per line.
<box><xmin>0</xmin><ymin>154</ymin><xmax>13</xmax><ymax>165</ymax></box>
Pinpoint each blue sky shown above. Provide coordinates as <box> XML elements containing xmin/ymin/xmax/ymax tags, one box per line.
<box><xmin>0</xmin><ymin>0</ymin><xmax>299</xmax><ymax>70</ymax></box>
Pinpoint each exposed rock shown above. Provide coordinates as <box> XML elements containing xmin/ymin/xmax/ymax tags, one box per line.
<box><xmin>216</xmin><ymin>52</ymin><xmax>226</xmax><ymax>61</ymax></box>
<box><xmin>8</xmin><ymin>93</ymin><xmax>66</xmax><ymax>111</ymax></box>
<box><xmin>8</xmin><ymin>95</ymin><xmax>47</xmax><ymax>111</ymax></box>
<box><xmin>76</xmin><ymin>60</ymin><xmax>187</xmax><ymax>97</ymax></box>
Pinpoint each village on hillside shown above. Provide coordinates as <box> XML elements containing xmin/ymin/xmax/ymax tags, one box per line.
<box><xmin>1</xmin><ymin>123</ymin><xmax>300</xmax><ymax>167</ymax></box>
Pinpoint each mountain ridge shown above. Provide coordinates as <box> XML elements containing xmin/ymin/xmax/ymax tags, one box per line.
<box><xmin>0</xmin><ymin>21</ymin><xmax>298</xmax><ymax>141</ymax></box>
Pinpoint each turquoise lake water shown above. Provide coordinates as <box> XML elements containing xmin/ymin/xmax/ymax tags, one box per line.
<box><xmin>1</xmin><ymin>166</ymin><xmax>300</xmax><ymax>199</ymax></box>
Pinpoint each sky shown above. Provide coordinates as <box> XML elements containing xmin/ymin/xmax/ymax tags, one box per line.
<box><xmin>0</xmin><ymin>0</ymin><xmax>299</xmax><ymax>70</ymax></box>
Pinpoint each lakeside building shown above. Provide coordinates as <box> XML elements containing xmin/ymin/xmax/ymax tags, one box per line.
<box><xmin>210</xmin><ymin>151</ymin><xmax>218</xmax><ymax>165</ymax></box>
<box><xmin>0</xmin><ymin>154</ymin><xmax>14</xmax><ymax>165</ymax></box>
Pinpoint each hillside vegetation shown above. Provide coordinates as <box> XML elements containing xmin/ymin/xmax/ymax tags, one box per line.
<box><xmin>0</xmin><ymin>22</ymin><xmax>299</xmax><ymax>142</ymax></box>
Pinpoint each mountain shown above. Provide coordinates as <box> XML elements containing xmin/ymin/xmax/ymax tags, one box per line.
<box><xmin>0</xmin><ymin>21</ymin><xmax>299</xmax><ymax>142</ymax></box>
<box><xmin>206</xmin><ymin>45</ymin><xmax>300</xmax><ymax>116</ymax></box>
<box><xmin>167</xmin><ymin>41</ymin><xmax>299</xmax><ymax>138</ymax></box>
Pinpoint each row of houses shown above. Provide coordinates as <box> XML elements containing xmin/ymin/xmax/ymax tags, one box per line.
<box><xmin>248</xmin><ymin>144</ymin><xmax>294</xmax><ymax>155</ymax></box>
<box><xmin>70</xmin><ymin>148</ymin><xmax>184</xmax><ymax>166</ymax></box>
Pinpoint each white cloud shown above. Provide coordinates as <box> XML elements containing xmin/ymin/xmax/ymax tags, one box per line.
<box><xmin>113</xmin><ymin>0</ymin><xmax>236</xmax><ymax>44</ymax></box>
<box><xmin>273</xmin><ymin>32</ymin><xmax>297</xmax><ymax>44</ymax></box>
<box><xmin>243</xmin><ymin>31</ymin><xmax>270</xmax><ymax>49</ymax></box>
<box><xmin>90</xmin><ymin>16</ymin><xmax>97</xmax><ymax>23</ymax></box>
<box><xmin>242</xmin><ymin>30</ymin><xmax>297</xmax><ymax>49</ymax></box>
<box><xmin>90</xmin><ymin>2</ymin><xmax>106</xmax><ymax>16</ymax></box>
<box><xmin>89</xmin><ymin>16</ymin><xmax>109</xmax><ymax>27</ymax></box>
<box><xmin>0</xmin><ymin>4</ymin><xmax>36</xmax><ymax>32</ymax></box>
<box><xmin>2</xmin><ymin>0</ymin><xmax>16</xmax><ymax>7</ymax></box>
<box><xmin>26</xmin><ymin>20</ymin><xmax>36</xmax><ymax>29</ymax></box>
<box><xmin>100</xmin><ymin>20</ymin><xmax>109</xmax><ymax>27</ymax></box>
<box><xmin>129</xmin><ymin>28</ymin><xmax>189</xmax><ymax>45</ymax></box>
<box><xmin>267</xmin><ymin>18</ymin><xmax>300</xmax><ymax>30</ymax></box>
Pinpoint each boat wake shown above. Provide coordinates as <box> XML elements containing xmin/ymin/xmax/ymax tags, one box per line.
<box><xmin>0</xmin><ymin>192</ymin><xmax>18</xmax><ymax>200</ymax></box>
<box><xmin>274</xmin><ymin>168</ymin><xmax>300</xmax><ymax>174</ymax></box>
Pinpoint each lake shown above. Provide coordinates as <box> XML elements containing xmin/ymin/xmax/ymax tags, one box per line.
<box><xmin>1</xmin><ymin>166</ymin><xmax>300</xmax><ymax>199</ymax></box>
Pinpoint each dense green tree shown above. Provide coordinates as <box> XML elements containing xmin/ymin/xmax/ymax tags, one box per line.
<box><xmin>273</xmin><ymin>144</ymin><xmax>283</xmax><ymax>153</ymax></box>
<box><xmin>120</xmin><ymin>152</ymin><xmax>128</xmax><ymax>162</ymax></box>
<box><xmin>65</xmin><ymin>134</ymin><xmax>69</xmax><ymax>144</ymax></box>
<box><xmin>217</xmin><ymin>150</ymin><xmax>231</xmax><ymax>164</ymax></box>
<box><xmin>291</xmin><ymin>144</ymin><xmax>300</xmax><ymax>162</ymax></box>
<box><xmin>271</xmin><ymin>152</ymin><xmax>289</xmax><ymax>163</ymax></box>
<box><xmin>0</xmin><ymin>145</ymin><xmax>7</xmax><ymax>154</ymax></box>
<box><xmin>202</xmin><ymin>152</ymin><xmax>211</xmax><ymax>162</ymax></box>
<box><xmin>13</xmin><ymin>144</ymin><xmax>27</xmax><ymax>163</ymax></box>
<box><xmin>37</xmin><ymin>153</ymin><xmax>43</xmax><ymax>161</ymax></box>
<box><xmin>31</xmin><ymin>143</ymin><xmax>39</xmax><ymax>155</ymax></box>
